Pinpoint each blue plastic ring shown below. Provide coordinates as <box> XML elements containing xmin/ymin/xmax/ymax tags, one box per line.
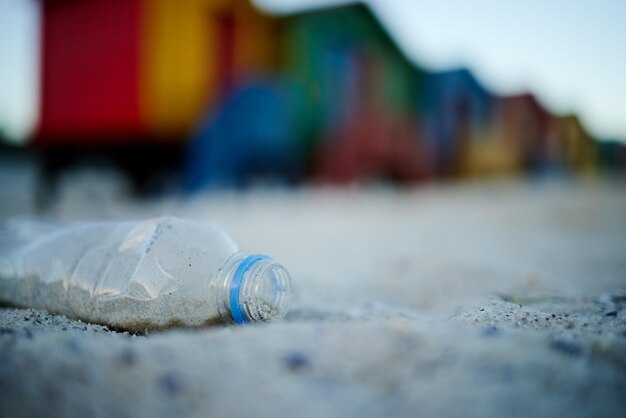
<box><xmin>230</xmin><ymin>254</ymin><xmax>270</xmax><ymax>324</ymax></box>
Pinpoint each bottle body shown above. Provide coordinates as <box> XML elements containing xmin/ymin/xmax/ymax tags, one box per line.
<box><xmin>0</xmin><ymin>216</ymin><xmax>291</xmax><ymax>331</ymax></box>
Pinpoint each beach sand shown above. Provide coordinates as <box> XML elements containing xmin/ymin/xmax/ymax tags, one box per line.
<box><xmin>1</xmin><ymin>173</ymin><xmax>625</xmax><ymax>417</ymax></box>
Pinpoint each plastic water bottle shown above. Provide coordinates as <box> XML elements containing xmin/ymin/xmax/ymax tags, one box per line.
<box><xmin>0</xmin><ymin>216</ymin><xmax>291</xmax><ymax>331</ymax></box>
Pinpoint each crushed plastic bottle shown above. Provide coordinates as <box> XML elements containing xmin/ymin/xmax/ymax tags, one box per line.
<box><xmin>0</xmin><ymin>216</ymin><xmax>291</xmax><ymax>331</ymax></box>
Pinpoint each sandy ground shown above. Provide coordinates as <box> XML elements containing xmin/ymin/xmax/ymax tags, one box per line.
<box><xmin>0</xmin><ymin>167</ymin><xmax>625</xmax><ymax>417</ymax></box>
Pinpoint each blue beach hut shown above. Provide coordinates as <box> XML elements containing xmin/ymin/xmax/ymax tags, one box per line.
<box><xmin>184</xmin><ymin>79</ymin><xmax>304</xmax><ymax>190</ymax></box>
<box><xmin>419</xmin><ymin>68</ymin><xmax>494</xmax><ymax>177</ymax></box>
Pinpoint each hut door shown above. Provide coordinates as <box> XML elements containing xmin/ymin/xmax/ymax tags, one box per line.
<box><xmin>453</xmin><ymin>97</ymin><xmax>470</xmax><ymax>175</ymax></box>
<box><xmin>216</xmin><ymin>13</ymin><xmax>236</xmax><ymax>99</ymax></box>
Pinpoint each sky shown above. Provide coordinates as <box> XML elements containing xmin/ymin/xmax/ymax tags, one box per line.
<box><xmin>0</xmin><ymin>0</ymin><xmax>624</xmax><ymax>143</ymax></box>
<box><xmin>0</xmin><ymin>0</ymin><xmax>38</xmax><ymax>143</ymax></box>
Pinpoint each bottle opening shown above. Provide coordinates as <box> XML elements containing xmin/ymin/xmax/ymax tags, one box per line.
<box><xmin>219</xmin><ymin>253</ymin><xmax>291</xmax><ymax>325</ymax></box>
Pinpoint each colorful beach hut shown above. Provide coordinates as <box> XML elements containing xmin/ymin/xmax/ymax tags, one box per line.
<box><xmin>184</xmin><ymin>79</ymin><xmax>305</xmax><ymax>189</ymax></box>
<box><xmin>279</xmin><ymin>3</ymin><xmax>429</xmax><ymax>183</ymax></box>
<box><xmin>597</xmin><ymin>140</ymin><xmax>626</xmax><ymax>175</ymax></box>
<box><xmin>419</xmin><ymin>68</ymin><xmax>494</xmax><ymax>178</ymax></box>
<box><xmin>494</xmin><ymin>94</ymin><xmax>555</xmax><ymax>174</ymax></box>
<box><xmin>550</xmin><ymin>115</ymin><xmax>598</xmax><ymax>175</ymax></box>
<box><xmin>36</xmin><ymin>0</ymin><xmax>277</xmax><ymax>145</ymax></box>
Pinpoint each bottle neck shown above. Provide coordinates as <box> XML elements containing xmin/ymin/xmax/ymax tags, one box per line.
<box><xmin>218</xmin><ymin>252</ymin><xmax>291</xmax><ymax>325</ymax></box>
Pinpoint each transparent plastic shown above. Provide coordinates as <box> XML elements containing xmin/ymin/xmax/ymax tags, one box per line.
<box><xmin>0</xmin><ymin>216</ymin><xmax>291</xmax><ymax>331</ymax></box>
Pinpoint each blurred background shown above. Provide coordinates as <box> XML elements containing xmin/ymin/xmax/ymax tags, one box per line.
<box><xmin>0</xmin><ymin>0</ymin><xmax>625</xmax><ymax>208</ymax></box>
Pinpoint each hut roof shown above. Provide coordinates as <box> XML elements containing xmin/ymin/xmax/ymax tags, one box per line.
<box><xmin>425</xmin><ymin>67</ymin><xmax>493</xmax><ymax>97</ymax></box>
<box><xmin>271</xmin><ymin>1</ymin><xmax>423</xmax><ymax>73</ymax></box>
<box><xmin>500</xmin><ymin>93</ymin><xmax>547</xmax><ymax>112</ymax></box>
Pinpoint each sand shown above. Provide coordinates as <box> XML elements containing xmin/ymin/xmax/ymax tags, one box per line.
<box><xmin>0</xmin><ymin>171</ymin><xmax>625</xmax><ymax>418</ymax></box>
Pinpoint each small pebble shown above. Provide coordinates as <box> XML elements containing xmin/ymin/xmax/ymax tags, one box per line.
<box><xmin>481</xmin><ymin>326</ymin><xmax>499</xmax><ymax>337</ymax></box>
<box><xmin>159</xmin><ymin>374</ymin><xmax>182</xmax><ymax>395</ymax></box>
<box><xmin>283</xmin><ymin>352</ymin><xmax>310</xmax><ymax>371</ymax></box>
<box><xmin>549</xmin><ymin>339</ymin><xmax>583</xmax><ymax>357</ymax></box>
<box><xmin>66</xmin><ymin>339</ymin><xmax>81</xmax><ymax>353</ymax></box>
<box><xmin>119</xmin><ymin>348</ymin><xmax>137</xmax><ymax>366</ymax></box>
